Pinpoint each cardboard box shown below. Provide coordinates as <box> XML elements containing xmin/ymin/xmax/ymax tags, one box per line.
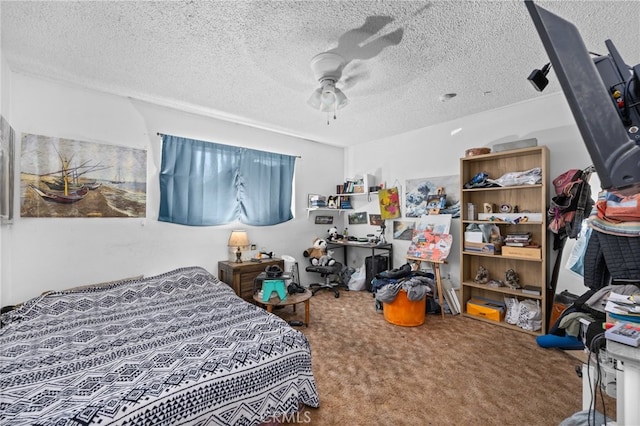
<box><xmin>466</xmin><ymin>298</ymin><xmax>505</xmax><ymax>322</ymax></box>
<box><xmin>464</xmin><ymin>231</ymin><xmax>484</xmax><ymax>243</ymax></box>
<box><xmin>502</xmin><ymin>246</ymin><xmax>542</xmax><ymax>259</ymax></box>
<box><xmin>464</xmin><ymin>241</ymin><xmax>501</xmax><ymax>255</ymax></box>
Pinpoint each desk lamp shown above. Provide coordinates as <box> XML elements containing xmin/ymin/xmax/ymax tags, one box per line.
<box><xmin>228</xmin><ymin>230</ymin><xmax>249</xmax><ymax>263</ymax></box>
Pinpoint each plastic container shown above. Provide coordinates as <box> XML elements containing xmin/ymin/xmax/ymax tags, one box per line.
<box><xmin>281</xmin><ymin>255</ymin><xmax>296</xmax><ymax>285</ymax></box>
<box><xmin>383</xmin><ymin>289</ymin><xmax>426</xmax><ymax>327</ymax></box>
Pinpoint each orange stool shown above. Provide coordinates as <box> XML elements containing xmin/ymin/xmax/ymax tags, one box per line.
<box><xmin>383</xmin><ymin>289</ymin><xmax>426</xmax><ymax>326</ymax></box>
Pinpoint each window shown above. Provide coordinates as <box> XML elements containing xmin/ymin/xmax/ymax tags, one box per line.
<box><xmin>159</xmin><ymin>134</ymin><xmax>296</xmax><ymax>226</ymax></box>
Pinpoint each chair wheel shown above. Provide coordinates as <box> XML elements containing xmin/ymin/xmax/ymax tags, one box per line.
<box><xmin>334</xmin><ymin>293</ymin><xmax>340</xmax><ymax>298</ymax></box>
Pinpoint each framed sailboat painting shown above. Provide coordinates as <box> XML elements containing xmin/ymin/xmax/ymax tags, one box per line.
<box><xmin>20</xmin><ymin>133</ymin><xmax>147</xmax><ymax>218</ymax></box>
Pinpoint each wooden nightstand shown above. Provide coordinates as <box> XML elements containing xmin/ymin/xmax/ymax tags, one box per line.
<box><xmin>218</xmin><ymin>258</ymin><xmax>284</xmax><ymax>302</ymax></box>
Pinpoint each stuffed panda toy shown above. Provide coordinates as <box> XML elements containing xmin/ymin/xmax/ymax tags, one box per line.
<box><xmin>303</xmin><ymin>237</ymin><xmax>336</xmax><ymax>266</ymax></box>
<box><xmin>327</xmin><ymin>227</ymin><xmax>343</xmax><ymax>242</ymax></box>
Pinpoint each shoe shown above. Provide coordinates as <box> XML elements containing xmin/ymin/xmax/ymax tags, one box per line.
<box><xmin>288</xmin><ymin>283</ymin><xmax>306</xmax><ymax>294</ymax></box>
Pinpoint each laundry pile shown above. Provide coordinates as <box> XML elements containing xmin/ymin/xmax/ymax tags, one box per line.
<box><xmin>372</xmin><ymin>263</ymin><xmax>435</xmax><ymax>312</ymax></box>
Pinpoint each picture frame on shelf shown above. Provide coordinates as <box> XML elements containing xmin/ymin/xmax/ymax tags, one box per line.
<box><xmin>315</xmin><ymin>215</ymin><xmax>334</xmax><ymax>225</ymax></box>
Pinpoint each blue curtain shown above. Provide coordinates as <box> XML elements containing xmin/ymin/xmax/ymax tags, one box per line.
<box><xmin>159</xmin><ymin>134</ymin><xmax>295</xmax><ymax>226</ymax></box>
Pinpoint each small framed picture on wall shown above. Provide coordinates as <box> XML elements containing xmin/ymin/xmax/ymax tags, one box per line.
<box><xmin>315</xmin><ymin>215</ymin><xmax>334</xmax><ymax>225</ymax></box>
<box><xmin>369</xmin><ymin>214</ymin><xmax>383</xmax><ymax>226</ymax></box>
<box><xmin>348</xmin><ymin>211</ymin><xmax>368</xmax><ymax>225</ymax></box>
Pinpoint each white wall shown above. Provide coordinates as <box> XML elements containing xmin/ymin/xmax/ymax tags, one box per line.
<box><xmin>344</xmin><ymin>93</ymin><xmax>597</xmax><ymax>297</ymax></box>
<box><xmin>2</xmin><ymin>69</ymin><xmax>602</xmax><ymax>306</ymax></box>
<box><xmin>1</xmin><ymin>72</ymin><xmax>344</xmax><ymax>306</ymax></box>
<box><xmin>0</xmin><ymin>50</ymin><xmax>14</xmax><ymax>305</ymax></box>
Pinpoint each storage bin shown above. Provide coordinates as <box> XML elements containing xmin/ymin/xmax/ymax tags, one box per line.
<box><xmin>466</xmin><ymin>298</ymin><xmax>505</xmax><ymax>322</ymax></box>
<box><xmin>383</xmin><ymin>289</ymin><xmax>426</xmax><ymax>326</ymax></box>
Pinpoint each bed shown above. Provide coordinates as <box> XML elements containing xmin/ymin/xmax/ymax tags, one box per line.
<box><xmin>0</xmin><ymin>266</ymin><xmax>319</xmax><ymax>425</ymax></box>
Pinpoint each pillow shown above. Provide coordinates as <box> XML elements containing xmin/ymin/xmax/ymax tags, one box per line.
<box><xmin>41</xmin><ymin>275</ymin><xmax>144</xmax><ymax>295</ymax></box>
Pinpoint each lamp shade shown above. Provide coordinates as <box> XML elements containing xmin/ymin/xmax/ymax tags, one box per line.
<box><xmin>307</xmin><ymin>80</ymin><xmax>348</xmax><ymax>112</ymax></box>
<box><xmin>228</xmin><ymin>230</ymin><xmax>249</xmax><ymax>248</ymax></box>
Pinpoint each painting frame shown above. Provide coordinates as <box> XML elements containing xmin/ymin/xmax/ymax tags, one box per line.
<box><xmin>0</xmin><ymin>115</ymin><xmax>15</xmax><ymax>223</ymax></box>
<box><xmin>369</xmin><ymin>214</ymin><xmax>383</xmax><ymax>226</ymax></box>
<box><xmin>348</xmin><ymin>211</ymin><xmax>368</xmax><ymax>225</ymax></box>
<box><xmin>20</xmin><ymin>133</ymin><xmax>147</xmax><ymax>218</ymax></box>
<box><xmin>393</xmin><ymin>220</ymin><xmax>415</xmax><ymax>241</ymax></box>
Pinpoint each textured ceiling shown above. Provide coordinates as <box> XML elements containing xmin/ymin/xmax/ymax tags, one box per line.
<box><xmin>1</xmin><ymin>1</ymin><xmax>639</xmax><ymax>147</ymax></box>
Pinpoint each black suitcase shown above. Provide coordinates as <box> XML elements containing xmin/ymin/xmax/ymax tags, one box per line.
<box><xmin>365</xmin><ymin>255</ymin><xmax>389</xmax><ymax>292</ymax></box>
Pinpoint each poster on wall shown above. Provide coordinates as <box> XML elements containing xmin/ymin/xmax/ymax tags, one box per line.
<box><xmin>20</xmin><ymin>134</ymin><xmax>147</xmax><ymax>218</ymax></box>
<box><xmin>0</xmin><ymin>115</ymin><xmax>15</xmax><ymax>223</ymax></box>
<box><xmin>405</xmin><ymin>175</ymin><xmax>460</xmax><ymax>218</ymax></box>
<box><xmin>378</xmin><ymin>187</ymin><xmax>401</xmax><ymax>219</ymax></box>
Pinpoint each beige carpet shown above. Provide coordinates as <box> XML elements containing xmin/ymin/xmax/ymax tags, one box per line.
<box><xmin>276</xmin><ymin>289</ymin><xmax>616</xmax><ymax>425</ymax></box>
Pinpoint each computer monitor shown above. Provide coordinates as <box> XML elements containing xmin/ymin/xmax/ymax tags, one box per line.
<box><xmin>525</xmin><ymin>0</ymin><xmax>640</xmax><ymax>193</ymax></box>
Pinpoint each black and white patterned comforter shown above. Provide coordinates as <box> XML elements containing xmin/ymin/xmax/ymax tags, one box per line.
<box><xmin>0</xmin><ymin>266</ymin><xmax>319</xmax><ymax>425</ymax></box>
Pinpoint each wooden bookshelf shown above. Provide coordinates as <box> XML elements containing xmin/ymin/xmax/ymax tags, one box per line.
<box><xmin>459</xmin><ymin>146</ymin><xmax>549</xmax><ymax>335</ymax></box>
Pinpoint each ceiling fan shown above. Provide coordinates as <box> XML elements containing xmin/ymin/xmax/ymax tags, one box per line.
<box><xmin>307</xmin><ymin>52</ymin><xmax>349</xmax><ymax>124</ymax></box>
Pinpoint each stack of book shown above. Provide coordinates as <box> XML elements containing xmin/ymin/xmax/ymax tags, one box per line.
<box><xmin>308</xmin><ymin>195</ymin><xmax>327</xmax><ymax>208</ymax></box>
<box><xmin>335</xmin><ymin>185</ymin><xmax>352</xmax><ymax>209</ymax></box>
<box><xmin>342</xmin><ymin>178</ymin><xmax>360</xmax><ymax>194</ymax></box>
<box><xmin>504</xmin><ymin>232</ymin><xmax>532</xmax><ymax>247</ymax></box>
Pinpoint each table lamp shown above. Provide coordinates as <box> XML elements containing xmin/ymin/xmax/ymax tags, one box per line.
<box><xmin>228</xmin><ymin>230</ymin><xmax>249</xmax><ymax>263</ymax></box>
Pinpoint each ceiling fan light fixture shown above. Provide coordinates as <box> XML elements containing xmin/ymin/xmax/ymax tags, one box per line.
<box><xmin>334</xmin><ymin>88</ymin><xmax>348</xmax><ymax>109</ymax></box>
<box><xmin>307</xmin><ymin>52</ymin><xmax>349</xmax><ymax>123</ymax></box>
<box><xmin>307</xmin><ymin>88</ymin><xmax>323</xmax><ymax>109</ymax></box>
<box><xmin>308</xmin><ymin>79</ymin><xmax>348</xmax><ymax>113</ymax></box>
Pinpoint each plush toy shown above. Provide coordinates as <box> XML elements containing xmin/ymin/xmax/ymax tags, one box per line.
<box><xmin>303</xmin><ymin>237</ymin><xmax>336</xmax><ymax>266</ymax></box>
<box><xmin>327</xmin><ymin>227</ymin><xmax>343</xmax><ymax>242</ymax></box>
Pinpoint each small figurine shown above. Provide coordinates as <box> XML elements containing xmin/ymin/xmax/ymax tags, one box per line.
<box><xmin>504</xmin><ymin>269</ymin><xmax>520</xmax><ymax>289</ymax></box>
<box><xmin>474</xmin><ymin>266</ymin><xmax>489</xmax><ymax>284</ymax></box>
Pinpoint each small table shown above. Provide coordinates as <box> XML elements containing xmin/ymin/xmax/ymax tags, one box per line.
<box><xmin>253</xmin><ymin>289</ymin><xmax>312</xmax><ymax>327</ymax></box>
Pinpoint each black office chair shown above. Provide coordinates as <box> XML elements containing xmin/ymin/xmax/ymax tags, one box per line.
<box><xmin>306</xmin><ymin>261</ymin><xmax>347</xmax><ymax>298</ymax></box>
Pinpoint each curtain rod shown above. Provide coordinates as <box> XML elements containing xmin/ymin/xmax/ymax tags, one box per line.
<box><xmin>156</xmin><ymin>132</ymin><xmax>302</xmax><ymax>158</ymax></box>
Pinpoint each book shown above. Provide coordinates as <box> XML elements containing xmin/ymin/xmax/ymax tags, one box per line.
<box><xmin>450</xmin><ymin>288</ymin><xmax>461</xmax><ymax>314</ymax></box>
<box><xmin>506</xmin><ymin>232</ymin><xmax>532</xmax><ymax>237</ymax></box>
<box><xmin>440</xmin><ymin>278</ymin><xmax>460</xmax><ymax>315</ymax></box>
<box><xmin>521</xmin><ymin>285</ymin><xmax>541</xmax><ymax>295</ymax></box>
<box><xmin>505</xmin><ymin>241</ymin><xmax>532</xmax><ymax>247</ymax></box>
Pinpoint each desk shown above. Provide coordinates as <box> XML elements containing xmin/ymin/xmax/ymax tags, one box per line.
<box><xmin>327</xmin><ymin>240</ymin><xmax>393</xmax><ymax>286</ymax></box>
